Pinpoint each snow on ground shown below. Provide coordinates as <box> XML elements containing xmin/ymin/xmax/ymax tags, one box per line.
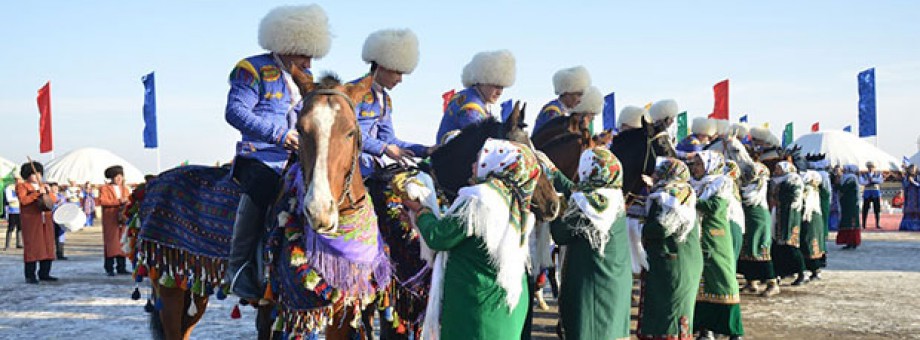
<box><xmin>2</xmin><ymin>223</ymin><xmax>920</xmax><ymax>339</ymax></box>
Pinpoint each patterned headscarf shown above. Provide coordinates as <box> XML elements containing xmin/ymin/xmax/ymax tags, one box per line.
<box><xmin>741</xmin><ymin>162</ymin><xmax>771</xmax><ymax>208</ymax></box>
<box><xmin>648</xmin><ymin>157</ymin><xmax>697</xmax><ymax>242</ymax></box>
<box><xmin>565</xmin><ymin>147</ymin><xmax>625</xmax><ymax>255</ymax></box>
<box><xmin>575</xmin><ymin>147</ymin><xmax>623</xmax><ymax>211</ymax></box>
<box><xmin>842</xmin><ymin>164</ymin><xmax>860</xmax><ymax>185</ymax></box>
<box><xmin>692</xmin><ymin>151</ymin><xmax>732</xmax><ymax>200</ymax></box>
<box><xmin>724</xmin><ymin>160</ymin><xmax>741</xmax><ymax>181</ymax></box>
<box><xmin>473</xmin><ymin>138</ymin><xmax>541</xmax><ymax>237</ymax></box>
<box><xmin>775</xmin><ymin>161</ymin><xmax>797</xmax><ymax>176</ymax></box>
<box><xmin>697</xmin><ymin>151</ymin><xmax>726</xmax><ymax>178</ymax></box>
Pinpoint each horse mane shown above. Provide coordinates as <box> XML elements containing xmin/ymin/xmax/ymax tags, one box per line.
<box><xmin>316</xmin><ymin>72</ymin><xmax>342</xmax><ymax>89</ymax></box>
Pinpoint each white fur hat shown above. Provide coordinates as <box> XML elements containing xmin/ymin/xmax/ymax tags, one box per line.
<box><xmin>552</xmin><ymin>66</ymin><xmax>591</xmax><ymax>95</ymax></box>
<box><xmin>258</xmin><ymin>5</ymin><xmax>331</xmax><ymax>58</ymax></box>
<box><xmin>750</xmin><ymin>126</ymin><xmax>780</xmax><ymax>146</ymax></box>
<box><xmin>712</xmin><ymin>119</ymin><xmax>729</xmax><ymax>136</ymax></box>
<box><xmin>572</xmin><ymin>86</ymin><xmax>604</xmax><ymax>114</ymax></box>
<box><xmin>461</xmin><ymin>50</ymin><xmax>516</xmax><ymax>88</ymax></box>
<box><xmin>729</xmin><ymin>123</ymin><xmax>750</xmax><ymax>138</ymax></box>
<box><xmin>362</xmin><ymin>29</ymin><xmax>419</xmax><ymax>74</ymax></box>
<box><xmin>691</xmin><ymin>117</ymin><xmax>716</xmax><ymax>136</ymax></box>
<box><xmin>618</xmin><ymin>106</ymin><xmax>647</xmax><ymax>130</ymax></box>
<box><xmin>649</xmin><ymin>99</ymin><xmax>679</xmax><ymax>122</ymax></box>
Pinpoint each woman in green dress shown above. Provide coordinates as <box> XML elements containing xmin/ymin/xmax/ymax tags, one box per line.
<box><xmin>723</xmin><ymin>160</ymin><xmax>746</xmax><ymax>261</ymax></box>
<box><xmin>770</xmin><ymin>161</ymin><xmax>808</xmax><ymax>285</ymax></box>
<box><xmin>637</xmin><ymin>157</ymin><xmax>704</xmax><ymax>340</ymax></box>
<box><xmin>835</xmin><ymin>165</ymin><xmax>862</xmax><ymax>249</ymax></box>
<box><xmin>688</xmin><ymin>151</ymin><xmax>744</xmax><ymax>340</ymax></box>
<box><xmin>736</xmin><ymin>162</ymin><xmax>780</xmax><ymax>296</ymax></box>
<box><xmin>800</xmin><ymin>170</ymin><xmax>828</xmax><ymax>278</ymax></box>
<box><xmin>550</xmin><ymin>147</ymin><xmax>632</xmax><ymax>340</ymax></box>
<box><xmin>407</xmin><ymin>138</ymin><xmax>541</xmax><ymax>340</ymax></box>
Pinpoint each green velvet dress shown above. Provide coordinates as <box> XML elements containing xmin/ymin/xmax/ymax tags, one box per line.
<box><xmin>737</xmin><ymin>203</ymin><xmax>775</xmax><ymax>281</ymax></box>
<box><xmin>637</xmin><ymin>201</ymin><xmax>704</xmax><ymax>339</ymax></box>
<box><xmin>835</xmin><ymin>179</ymin><xmax>862</xmax><ymax>246</ymax></box>
<box><xmin>771</xmin><ymin>179</ymin><xmax>806</xmax><ymax>278</ymax></box>
<box><xmin>416</xmin><ymin>210</ymin><xmax>528</xmax><ymax>340</ymax></box>
<box><xmin>550</xmin><ymin>212</ymin><xmax>632</xmax><ymax>340</ymax></box>
<box><xmin>801</xmin><ymin>189</ymin><xmax>828</xmax><ymax>271</ymax></box>
<box><xmin>693</xmin><ymin>196</ymin><xmax>744</xmax><ymax>337</ymax></box>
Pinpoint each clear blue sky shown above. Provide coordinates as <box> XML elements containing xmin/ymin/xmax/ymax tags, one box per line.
<box><xmin>2</xmin><ymin>1</ymin><xmax>918</xmax><ymax>173</ymax></box>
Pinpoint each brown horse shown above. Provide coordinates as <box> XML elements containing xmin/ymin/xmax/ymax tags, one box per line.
<box><xmin>145</xmin><ymin>69</ymin><xmax>376</xmax><ymax>340</ymax></box>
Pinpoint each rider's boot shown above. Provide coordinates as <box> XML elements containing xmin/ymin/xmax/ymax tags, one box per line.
<box><xmin>226</xmin><ymin>194</ymin><xmax>265</xmax><ymax>300</ymax></box>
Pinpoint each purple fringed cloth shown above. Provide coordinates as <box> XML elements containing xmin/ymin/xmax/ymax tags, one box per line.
<box><xmin>134</xmin><ymin>166</ymin><xmax>240</xmax><ymax>294</ymax></box>
<box><xmin>267</xmin><ymin>162</ymin><xmax>391</xmax><ymax>335</ymax></box>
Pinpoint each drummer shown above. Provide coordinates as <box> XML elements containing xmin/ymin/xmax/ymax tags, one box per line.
<box><xmin>49</xmin><ymin>183</ymin><xmax>68</xmax><ymax>260</ymax></box>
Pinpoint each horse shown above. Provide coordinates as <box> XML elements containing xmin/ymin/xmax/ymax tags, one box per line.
<box><xmin>706</xmin><ymin>137</ymin><xmax>757</xmax><ymax>180</ymax></box>
<box><xmin>136</xmin><ymin>69</ymin><xmax>379</xmax><ymax>340</ymax></box>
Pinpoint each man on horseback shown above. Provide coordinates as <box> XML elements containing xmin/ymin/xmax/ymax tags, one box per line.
<box><xmin>532</xmin><ymin>66</ymin><xmax>592</xmax><ymax>135</ymax></box>
<box><xmin>676</xmin><ymin>117</ymin><xmax>717</xmax><ymax>160</ymax></box>
<box><xmin>224</xmin><ymin>4</ymin><xmax>331</xmax><ymax>300</ymax></box>
<box><xmin>616</xmin><ymin>106</ymin><xmax>648</xmax><ymax>133</ymax></box>
<box><xmin>436</xmin><ymin>50</ymin><xmax>517</xmax><ymax>144</ymax></box>
<box><xmin>351</xmin><ymin>28</ymin><xmax>434</xmax><ymax>178</ymax></box>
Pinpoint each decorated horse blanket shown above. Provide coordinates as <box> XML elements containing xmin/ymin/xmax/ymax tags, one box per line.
<box><xmin>267</xmin><ymin>162</ymin><xmax>390</xmax><ymax>335</ymax></box>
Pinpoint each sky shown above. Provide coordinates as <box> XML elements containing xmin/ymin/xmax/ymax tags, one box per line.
<box><xmin>1</xmin><ymin>1</ymin><xmax>919</xmax><ymax>174</ymax></box>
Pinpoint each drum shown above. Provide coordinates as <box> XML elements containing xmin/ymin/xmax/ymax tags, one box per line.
<box><xmin>53</xmin><ymin>203</ymin><xmax>87</xmax><ymax>232</ymax></box>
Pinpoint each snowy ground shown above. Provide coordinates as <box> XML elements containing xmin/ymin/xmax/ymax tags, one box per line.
<box><xmin>1</xmin><ymin>222</ymin><xmax>919</xmax><ymax>339</ymax></box>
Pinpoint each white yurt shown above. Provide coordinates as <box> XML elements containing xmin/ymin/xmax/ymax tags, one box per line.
<box><xmin>792</xmin><ymin>131</ymin><xmax>900</xmax><ymax>172</ymax></box>
<box><xmin>909</xmin><ymin>135</ymin><xmax>920</xmax><ymax>166</ymax></box>
<box><xmin>44</xmin><ymin>148</ymin><xmax>145</xmax><ymax>184</ymax></box>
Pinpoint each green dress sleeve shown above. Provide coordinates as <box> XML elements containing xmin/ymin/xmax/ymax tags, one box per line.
<box><xmin>415</xmin><ymin>210</ymin><xmax>469</xmax><ymax>251</ymax></box>
<box><xmin>550</xmin><ymin>212</ymin><xmax>585</xmax><ymax>245</ymax></box>
<box><xmin>551</xmin><ymin>169</ymin><xmax>576</xmax><ymax>199</ymax></box>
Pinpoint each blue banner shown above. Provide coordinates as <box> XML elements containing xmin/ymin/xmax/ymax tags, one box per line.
<box><xmin>500</xmin><ymin>99</ymin><xmax>513</xmax><ymax>122</ymax></box>
<box><xmin>602</xmin><ymin>92</ymin><xmax>615</xmax><ymax>131</ymax></box>
<box><xmin>739</xmin><ymin>114</ymin><xmax>748</xmax><ymax>123</ymax></box>
<box><xmin>142</xmin><ymin>72</ymin><xmax>158</xmax><ymax>148</ymax></box>
<box><xmin>858</xmin><ymin>68</ymin><xmax>876</xmax><ymax>137</ymax></box>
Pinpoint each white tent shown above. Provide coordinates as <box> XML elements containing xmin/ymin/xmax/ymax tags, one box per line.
<box><xmin>792</xmin><ymin>131</ymin><xmax>900</xmax><ymax>172</ymax></box>
<box><xmin>0</xmin><ymin>156</ymin><xmax>17</xmax><ymax>178</ymax></box>
<box><xmin>44</xmin><ymin>148</ymin><xmax>145</xmax><ymax>185</ymax></box>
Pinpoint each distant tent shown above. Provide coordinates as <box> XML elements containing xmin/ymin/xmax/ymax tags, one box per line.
<box><xmin>44</xmin><ymin>148</ymin><xmax>145</xmax><ymax>185</ymax></box>
<box><xmin>0</xmin><ymin>156</ymin><xmax>17</xmax><ymax>178</ymax></box>
<box><xmin>792</xmin><ymin>131</ymin><xmax>900</xmax><ymax>172</ymax></box>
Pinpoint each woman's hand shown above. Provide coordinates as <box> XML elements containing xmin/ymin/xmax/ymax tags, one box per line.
<box><xmin>402</xmin><ymin>198</ymin><xmax>423</xmax><ymax>213</ymax></box>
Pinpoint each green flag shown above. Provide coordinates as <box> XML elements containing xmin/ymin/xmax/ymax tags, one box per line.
<box><xmin>782</xmin><ymin>122</ymin><xmax>794</xmax><ymax>147</ymax></box>
<box><xmin>676</xmin><ymin>111</ymin><xmax>688</xmax><ymax>141</ymax></box>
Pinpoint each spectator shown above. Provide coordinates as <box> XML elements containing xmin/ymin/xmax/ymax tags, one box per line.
<box><xmin>4</xmin><ymin>175</ymin><xmax>23</xmax><ymax>250</ymax></box>
<box><xmin>859</xmin><ymin>161</ymin><xmax>884</xmax><ymax>229</ymax></box>
<box><xmin>900</xmin><ymin>165</ymin><xmax>920</xmax><ymax>231</ymax></box>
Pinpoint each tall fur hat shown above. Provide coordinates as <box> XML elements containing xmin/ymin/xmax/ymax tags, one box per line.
<box><xmin>104</xmin><ymin>165</ymin><xmax>124</xmax><ymax>180</ymax></box>
<box><xmin>362</xmin><ymin>29</ymin><xmax>419</xmax><ymax>74</ymax></box>
<box><xmin>258</xmin><ymin>4</ymin><xmax>331</xmax><ymax>58</ymax></box>
<box><xmin>572</xmin><ymin>86</ymin><xmax>604</xmax><ymax>114</ymax></box>
<box><xmin>714</xmin><ymin>119</ymin><xmax>730</xmax><ymax>135</ymax></box>
<box><xmin>729</xmin><ymin>123</ymin><xmax>750</xmax><ymax>139</ymax></box>
<box><xmin>19</xmin><ymin>161</ymin><xmax>43</xmax><ymax>179</ymax></box>
<box><xmin>749</xmin><ymin>126</ymin><xmax>780</xmax><ymax>146</ymax></box>
<box><xmin>649</xmin><ymin>99</ymin><xmax>679</xmax><ymax>122</ymax></box>
<box><xmin>552</xmin><ymin>66</ymin><xmax>591</xmax><ymax>95</ymax></box>
<box><xmin>461</xmin><ymin>50</ymin><xmax>516</xmax><ymax>88</ymax></box>
<box><xmin>691</xmin><ymin>117</ymin><xmax>716</xmax><ymax>136</ymax></box>
<box><xmin>618</xmin><ymin>106</ymin><xmax>647</xmax><ymax>130</ymax></box>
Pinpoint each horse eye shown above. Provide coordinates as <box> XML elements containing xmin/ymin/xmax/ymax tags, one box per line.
<box><xmin>347</xmin><ymin>130</ymin><xmax>356</xmax><ymax>138</ymax></box>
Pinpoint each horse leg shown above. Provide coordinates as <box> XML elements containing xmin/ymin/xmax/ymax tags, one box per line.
<box><xmin>325</xmin><ymin>304</ymin><xmax>365</xmax><ymax>340</ymax></box>
<box><xmin>152</xmin><ymin>282</ymin><xmax>189</xmax><ymax>340</ymax></box>
<box><xmin>179</xmin><ymin>293</ymin><xmax>209</xmax><ymax>339</ymax></box>
<box><xmin>256</xmin><ymin>304</ymin><xmax>277</xmax><ymax>340</ymax></box>
<box><xmin>361</xmin><ymin>300</ymin><xmax>377</xmax><ymax>340</ymax></box>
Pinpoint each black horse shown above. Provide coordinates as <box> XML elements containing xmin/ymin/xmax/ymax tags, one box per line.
<box><xmin>609</xmin><ymin>118</ymin><xmax>676</xmax><ymax>203</ymax></box>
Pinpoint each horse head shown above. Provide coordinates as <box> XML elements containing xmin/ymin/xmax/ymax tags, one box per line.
<box><xmin>430</xmin><ymin>101</ymin><xmax>560</xmax><ymax>222</ymax></box>
<box><xmin>293</xmin><ymin>67</ymin><xmax>372</xmax><ymax>232</ymax></box>
<box><xmin>610</xmin><ymin>117</ymin><xmax>676</xmax><ymax>203</ymax></box>
<box><xmin>531</xmin><ymin>114</ymin><xmax>595</xmax><ymax>180</ymax></box>
<box><xmin>706</xmin><ymin>137</ymin><xmax>755</xmax><ymax>178</ymax></box>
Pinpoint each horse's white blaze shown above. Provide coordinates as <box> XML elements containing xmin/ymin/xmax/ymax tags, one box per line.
<box><xmin>305</xmin><ymin>102</ymin><xmax>338</xmax><ymax>231</ymax></box>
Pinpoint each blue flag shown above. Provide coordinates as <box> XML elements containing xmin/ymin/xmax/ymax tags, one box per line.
<box><xmin>739</xmin><ymin>115</ymin><xmax>748</xmax><ymax>123</ymax></box>
<box><xmin>602</xmin><ymin>92</ymin><xmax>616</xmax><ymax>131</ymax></box>
<box><xmin>843</xmin><ymin>125</ymin><xmax>852</xmax><ymax>132</ymax></box>
<box><xmin>500</xmin><ymin>99</ymin><xmax>513</xmax><ymax>122</ymax></box>
<box><xmin>858</xmin><ymin>68</ymin><xmax>876</xmax><ymax>137</ymax></box>
<box><xmin>142</xmin><ymin>72</ymin><xmax>158</xmax><ymax>148</ymax></box>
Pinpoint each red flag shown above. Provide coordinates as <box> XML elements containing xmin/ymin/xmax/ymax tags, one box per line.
<box><xmin>441</xmin><ymin>89</ymin><xmax>456</xmax><ymax>112</ymax></box>
<box><xmin>811</xmin><ymin>122</ymin><xmax>819</xmax><ymax>132</ymax></box>
<box><xmin>708</xmin><ymin>79</ymin><xmax>729</xmax><ymax>120</ymax></box>
<box><xmin>37</xmin><ymin>82</ymin><xmax>53</xmax><ymax>153</ymax></box>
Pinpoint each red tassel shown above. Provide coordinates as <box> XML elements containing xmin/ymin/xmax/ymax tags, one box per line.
<box><xmin>396</xmin><ymin>322</ymin><xmax>406</xmax><ymax>334</ymax></box>
<box><xmin>230</xmin><ymin>304</ymin><xmax>242</xmax><ymax>319</ymax></box>
<box><xmin>136</xmin><ymin>264</ymin><xmax>148</xmax><ymax>277</ymax></box>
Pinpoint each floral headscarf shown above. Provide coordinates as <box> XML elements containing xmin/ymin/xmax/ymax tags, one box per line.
<box><xmin>565</xmin><ymin>147</ymin><xmax>625</xmax><ymax>255</ymax></box>
<box><xmin>775</xmin><ymin>161</ymin><xmax>797</xmax><ymax>176</ymax></box>
<box><xmin>724</xmin><ymin>160</ymin><xmax>741</xmax><ymax>182</ymax></box>
<box><xmin>741</xmin><ymin>162</ymin><xmax>771</xmax><ymax>208</ymax></box>
<box><xmin>842</xmin><ymin>164</ymin><xmax>860</xmax><ymax>185</ymax></box>
<box><xmin>574</xmin><ymin>147</ymin><xmax>623</xmax><ymax>212</ymax></box>
<box><xmin>802</xmin><ymin>170</ymin><xmax>823</xmax><ymax>222</ymax></box>
<box><xmin>473</xmin><ymin>138</ymin><xmax>541</xmax><ymax>238</ymax></box>
<box><xmin>647</xmin><ymin>157</ymin><xmax>697</xmax><ymax>242</ymax></box>
<box><xmin>696</xmin><ymin>151</ymin><xmax>725</xmax><ymax>178</ymax></box>
<box><xmin>691</xmin><ymin>151</ymin><xmax>732</xmax><ymax>200</ymax></box>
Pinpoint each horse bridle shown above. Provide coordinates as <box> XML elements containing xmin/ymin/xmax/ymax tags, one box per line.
<box><xmin>300</xmin><ymin>88</ymin><xmax>363</xmax><ymax>210</ymax></box>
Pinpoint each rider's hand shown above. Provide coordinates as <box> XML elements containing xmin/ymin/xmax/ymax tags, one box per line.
<box><xmin>283</xmin><ymin>129</ymin><xmax>299</xmax><ymax>151</ymax></box>
<box><xmin>384</xmin><ymin>144</ymin><xmax>415</xmax><ymax>160</ymax></box>
<box><xmin>402</xmin><ymin>198</ymin><xmax>422</xmax><ymax>212</ymax></box>
<box><xmin>426</xmin><ymin>145</ymin><xmax>439</xmax><ymax>155</ymax></box>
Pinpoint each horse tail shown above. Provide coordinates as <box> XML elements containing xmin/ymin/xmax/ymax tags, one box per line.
<box><xmin>149</xmin><ymin>308</ymin><xmax>166</xmax><ymax>340</ymax></box>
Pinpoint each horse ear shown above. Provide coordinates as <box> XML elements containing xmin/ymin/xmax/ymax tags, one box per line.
<box><xmin>519</xmin><ymin>101</ymin><xmax>527</xmax><ymax>123</ymax></box>
<box><xmin>290</xmin><ymin>65</ymin><xmax>315</xmax><ymax>96</ymax></box>
<box><xmin>344</xmin><ymin>74</ymin><xmax>374</xmax><ymax>104</ymax></box>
